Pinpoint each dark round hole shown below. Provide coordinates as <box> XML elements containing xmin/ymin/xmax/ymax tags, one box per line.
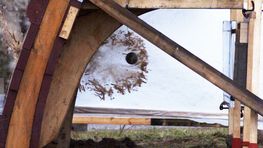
<box><xmin>126</xmin><ymin>52</ymin><xmax>138</xmax><ymax>65</ymax></box>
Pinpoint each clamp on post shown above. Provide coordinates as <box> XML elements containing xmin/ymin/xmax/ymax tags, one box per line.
<box><xmin>242</xmin><ymin>1</ymin><xmax>255</xmax><ymax>18</ymax></box>
<box><xmin>240</xmin><ymin>106</ymin><xmax>244</xmax><ymax>118</ymax></box>
<box><xmin>219</xmin><ymin>101</ymin><xmax>230</xmax><ymax>110</ymax></box>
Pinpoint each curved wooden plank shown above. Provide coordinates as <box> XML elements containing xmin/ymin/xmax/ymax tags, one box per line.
<box><xmin>6</xmin><ymin>1</ymin><xmax>69</xmax><ymax>148</ymax></box>
<box><xmin>39</xmin><ymin>11</ymin><xmax>122</xmax><ymax>147</ymax></box>
<box><xmin>0</xmin><ymin>0</ymin><xmax>47</xmax><ymax>145</ymax></box>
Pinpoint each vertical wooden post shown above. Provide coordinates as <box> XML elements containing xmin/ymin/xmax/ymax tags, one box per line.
<box><xmin>243</xmin><ymin>0</ymin><xmax>262</xmax><ymax>147</ymax></box>
<box><xmin>229</xmin><ymin>10</ymin><xmax>246</xmax><ymax>147</ymax></box>
<box><xmin>234</xmin><ymin>22</ymin><xmax>249</xmax><ymax>147</ymax></box>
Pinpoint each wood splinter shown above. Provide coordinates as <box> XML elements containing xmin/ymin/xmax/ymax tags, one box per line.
<box><xmin>59</xmin><ymin>6</ymin><xmax>80</xmax><ymax>39</ymax></box>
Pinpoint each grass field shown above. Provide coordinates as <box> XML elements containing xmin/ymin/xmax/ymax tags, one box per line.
<box><xmin>71</xmin><ymin>127</ymin><xmax>231</xmax><ymax>147</ymax></box>
<box><xmin>71</xmin><ymin>127</ymin><xmax>263</xmax><ymax>148</ymax></box>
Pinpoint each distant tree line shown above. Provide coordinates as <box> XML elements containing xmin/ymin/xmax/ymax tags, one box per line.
<box><xmin>0</xmin><ymin>0</ymin><xmax>29</xmax><ymax>92</ymax></box>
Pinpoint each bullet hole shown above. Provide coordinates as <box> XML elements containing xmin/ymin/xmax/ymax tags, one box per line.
<box><xmin>126</xmin><ymin>52</ymin><xmax>138</xmax><ymax>65</ymax></box>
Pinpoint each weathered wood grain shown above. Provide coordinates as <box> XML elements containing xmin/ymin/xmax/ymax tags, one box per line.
<box><xmin>73</xmin><ymin>116</ymin><xmax>151</xmax><ymax>125</ymax></box>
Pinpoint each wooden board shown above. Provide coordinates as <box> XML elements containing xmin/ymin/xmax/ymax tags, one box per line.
<box><xmin>5</xmin><ymin>1</ymin><xmax>69</xmax><ymax>148</ymax></box>
<box><xmin>72</xmin><ymin>115</ymin><xmax>226</xmax><ymax>127</ymax></box>
<box><xmin>59</xmin><ymin>6</ymin><xmax>80</xmax><ymax>39</ymax></box>
<box><xmin>39</xmin><ymin>11</ymin><xmax>123</xmax><ymax>147</ymax></box>
<box><xmin>73</xmin><ymin>116</ymin><xmax>151</xmax><ymax>125</ymax></box>
<box><xmin>83</xmin><ymin>0</ymin><xmax>243</xmax><ymax>9</ymax></box>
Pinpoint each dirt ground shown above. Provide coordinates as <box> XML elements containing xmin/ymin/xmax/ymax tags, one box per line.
<box><xmin>70</xmin><ymin>138</ymin><xmax>138</xmax><ymax>148</ymax></box>
<box><xmin>70</xmin><ymin>136</ymin><xmax>228</xmax><ymax>148</ymax></box>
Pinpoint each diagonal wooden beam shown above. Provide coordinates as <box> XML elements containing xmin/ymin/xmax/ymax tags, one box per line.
<box><xmin>83</xmin><ymin>0</ymin><xmax>243</xmax><ymax>9</ymax></box>
<box><xmin>89</xmin><ymin>0</ymin><xmax>263</xmax><ymax>116</ymax></box>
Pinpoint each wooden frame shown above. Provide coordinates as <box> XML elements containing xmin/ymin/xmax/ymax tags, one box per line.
<box><xmin>1</xmin><ymin>0</ymin><xmax>263</xmax><ymax>147</ymax></box>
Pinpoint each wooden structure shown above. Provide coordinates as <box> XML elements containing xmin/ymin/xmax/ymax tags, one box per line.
<box><xmin>0</xmin><ymin>0</ymin><xmax>262</xmax><ymax>147</ymax></box>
